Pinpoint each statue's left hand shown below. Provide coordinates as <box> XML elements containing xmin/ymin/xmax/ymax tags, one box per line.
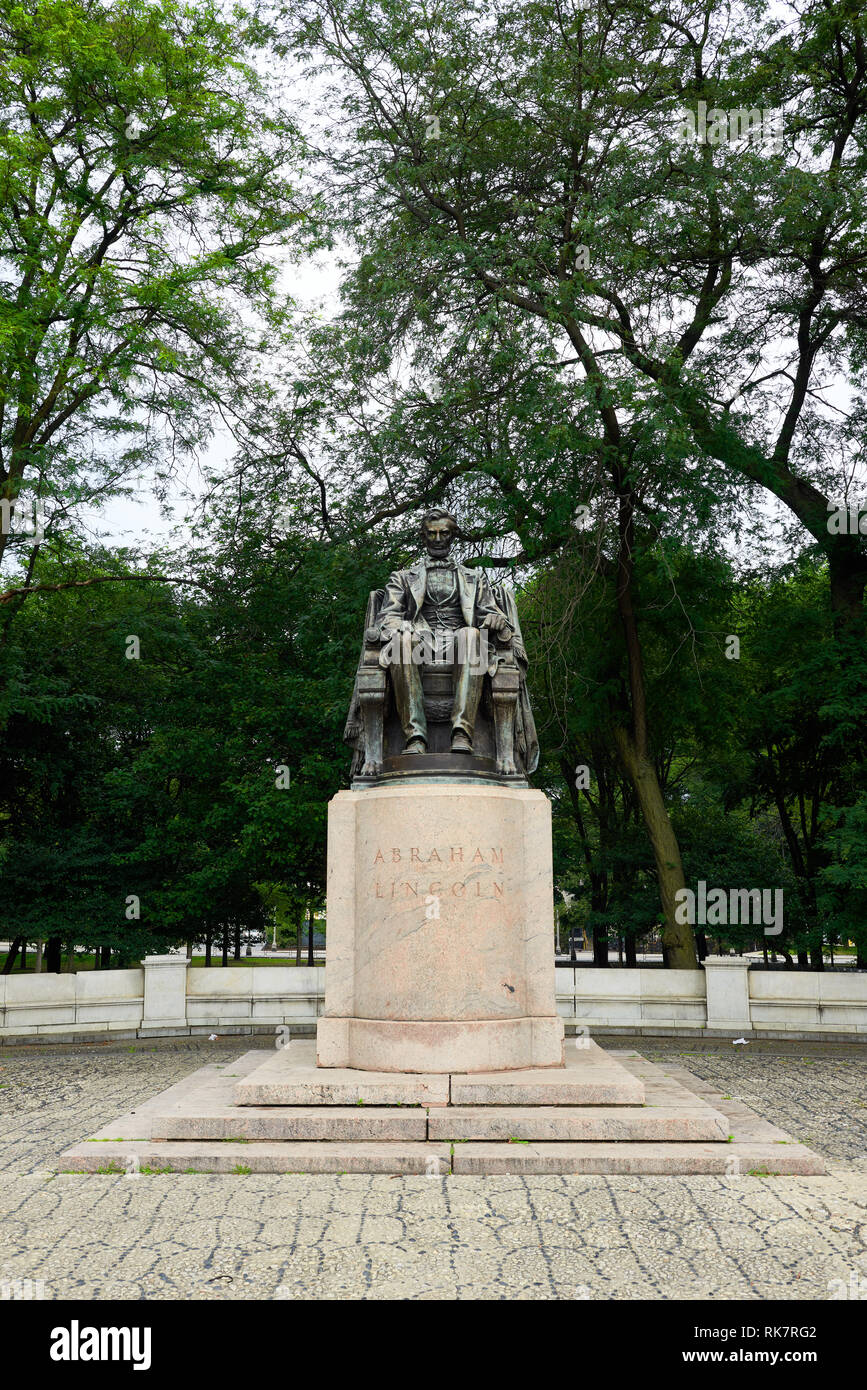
<box><xmin>482</xmin><ymin>613</ymin><xmax>511</xmax><ymax>639</ymax></box>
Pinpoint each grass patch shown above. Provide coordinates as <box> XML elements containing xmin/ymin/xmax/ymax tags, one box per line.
<box><xmin>189</xmin><ymin>957</ymin><xmax>325</xmax><ymax>969</ymax></box>
<box><xmin>0</xmin><ymin>952</ymin><xmax>326</xmax><ymax>974</ymax></box>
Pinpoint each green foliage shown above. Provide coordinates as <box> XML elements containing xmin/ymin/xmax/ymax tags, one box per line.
<box><xmin>0</xmin><ymin>0</ymin><xmax>310</xmax><ymax>597</ymax></box>
<box><xmin>0</xmin><ymin>510</ymin><xmax>401</xmax><ymax>956</ymax></box>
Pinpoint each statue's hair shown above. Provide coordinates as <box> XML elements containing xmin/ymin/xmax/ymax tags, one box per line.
<box><xmin>419</xmin><ymin>507</ymin><xmax>458</xmax><ymax>540</ymax></box>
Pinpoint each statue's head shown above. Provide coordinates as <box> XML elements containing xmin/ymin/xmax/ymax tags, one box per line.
<box><xmin>420</xmin><ymin>507</ymin><xmax>458</xmax><ymax>560</ymax></box>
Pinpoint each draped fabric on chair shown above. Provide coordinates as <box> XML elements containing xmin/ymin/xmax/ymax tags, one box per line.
<box><xmin>491</xmin><ymin>583</ymin><xmax>539</xmax><ymax>776</ymax></box>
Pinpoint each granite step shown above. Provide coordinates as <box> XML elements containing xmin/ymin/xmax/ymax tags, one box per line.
<box><xmin>152</xmin><ymin>1106</ymin><xmax>429</xmax><ymax>1141</ymax></box>
<box><xmin>56</xmin><ymin>1137</ymin><xmax>824</xmax><ymax>1176</ymax></box>
<box><xmin>58</xmin><ymin>1140</ymin><xmax>451</xmax><ymax>1175</ymax></box>
<box><xmin>233</xmin><ymin>1038</ymin><xmax>646</xmax><ymax>1107</ymax></box>
<box><xmin>54</xmin><ymin>1048</ymin><xmax>827</xmax><ymax>1176</ymax></box>
<box><xmin>450</xmin><ymin>1142</ymin><xmax>826</xmax><ymax>1176</ymax></box>
<box><xmin>428</xmin><ymin>1104</ymin><xmax>729</xmax><ymax>1142</ymax></box>
<box><xmin>233</xmin><ymin>1043</ymin><xmax>450</xmax><ymax>1107</ymax></box>
<box><xmin>150</xmin><ymin>1102</ymin><xmax>728</xmax><ymax>1143</ymax></box>
<box><xmin>449</xmin><ymin>1047</ymin><xmax>645</xmax><ymax>1105</ymax></box>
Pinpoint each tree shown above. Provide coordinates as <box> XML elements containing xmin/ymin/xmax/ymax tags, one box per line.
<box><xmin>281</xmin><ymin>0</ymin><xmax>867</xmax><ymax>632</ymax></box>
<box><xmin>716</xmin><ymin>559</ymin><xmax>867</xmax><ymax>967</ymax></box>
<box><xmin>0</xmin><ymin>544</ymin><xmax>187</xmax><ymax>964</ymax></box>
<box><xmin>269</xmin><ymin>0</ymin><xmax>867</xmax><ymax>961</ymax></box>
<box><xmin>527</xmin><ymin>539</ymin><xmax>742</xmax><ymax>964</ymax></box>
<box><xmin>0</xmin><ymin>0</ymin><xmax>309</xmax><ymax>638</ymax></box>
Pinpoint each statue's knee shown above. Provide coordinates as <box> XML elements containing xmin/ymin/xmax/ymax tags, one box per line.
<box><xmin>452</xmin><ymin>626</ymin><xmax>485</xmax><ymax>667</ymax></box>
<box><xmin>455</xmin><ymin>625</ymin><xmax>480</xmax><ymax>652</ymax></box>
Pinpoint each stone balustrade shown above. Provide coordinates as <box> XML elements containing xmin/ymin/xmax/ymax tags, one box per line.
<box><xmin>0</xmin><ymin>955</ymin><xmax>865</xmax><ymax>1043</ymax></box>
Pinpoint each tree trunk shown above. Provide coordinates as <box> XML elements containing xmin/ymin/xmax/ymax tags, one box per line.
<box><xmin>307</xmin><ymin>907</ymin><xmax>315</xmax><ymax>967</ymax></box>
<box><xmin>828</xmin><ymin>541</ymin><xmax>867</xmax><ymax>641</ymax></box>
<box><xmin>233</xmin><ymin>923</ymin><xmax>241</xmax><ymax>961</ymax></box>
<box><xmin>696</xmin><ymin>930</ymin><xmax>708</xmax><ymax>962</ymax></box>
<box><xmin>810</xmin><ymin>945</ymin><xmax>824</xmax><ymax>972</ymax></box>
<box><xmin>221</xmin><ymin>927</ymin><xmax>228</xmax><ymax>967</ymax></box>
<box><xmin>612</xmin><ymin>726</ymin><xmax>697</xmax><ymax>967</ymax></box>
<box><xmin>2</xmin><ymin>937</ymin><xmax>23</xmax><ymax>974</ymax></box>
<box><xmin>609</xmin><ymin>489</ymin><xmax>696</xmax><ymax>969</ymax></box>
<box><xmin>624</xmin><ymin>935</ymin><xmax>637</xmax><ymax>968</ymax></box>
<box><xmin>35</xmin><ymin>939</ymin><xmax>43</xmax><ymax>973</ymax></box>
<box><xmin>592</xmin><ymin>925</ymin><xmax>609</xmax><ymax>966</ymax></box>
<box><xmin>205</xmin><ymin>928</ymin><xmax>212</xmax><ymax>967</ymax></box>
<box><xmin>295</xmin><ymin>910</ymin><xmax>302</xmax><ymax>966</ymax></box>
<box><xmin>45</xmin><ymin>937</ymin><xmax>62</xmax><ymax>973</ymax></box>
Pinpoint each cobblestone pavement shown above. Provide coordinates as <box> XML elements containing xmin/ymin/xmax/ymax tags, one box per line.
<box><xmin>0</xmin><ymin>1037</ymin><xmax>865</xmax><ymax>1300</ymax></box>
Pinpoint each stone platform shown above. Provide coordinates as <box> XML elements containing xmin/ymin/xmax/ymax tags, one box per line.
<box><xmin>56</xmin><ymin>1041</ymin><xmax>826</xmax><ymax>1176</ymax></box>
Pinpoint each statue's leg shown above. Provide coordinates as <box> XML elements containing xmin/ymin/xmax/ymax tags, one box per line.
<box><xmin>387</xmin><ymin>637</ymin><xmax>427</xmax><ymax>750</ymax></box>
<box><xmin>450</xmin><ymin>626</ymin><xmax>484</xmax><ymax>751</ymax></box>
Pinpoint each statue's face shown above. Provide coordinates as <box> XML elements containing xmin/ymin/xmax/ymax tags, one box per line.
<box><xmin>422</xmin><ymin>517</ymin><xmax>455</xmax><ymax>559</ymax></box>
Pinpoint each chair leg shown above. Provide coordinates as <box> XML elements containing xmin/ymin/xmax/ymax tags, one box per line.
<box><xmin>491</xmin><ymin>664</ymin><xmax>520</xmax><ymax>775</ymax></box>
<box><xmin>358</xmin><ymin>667</ymin><xmax>386</xmax><ymax>775</ymax></box>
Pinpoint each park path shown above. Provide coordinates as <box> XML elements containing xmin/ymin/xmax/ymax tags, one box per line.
<box><xmin>0</xmin><ymin>1037</ymin><xmax>864</xmax><ymax>1300</ymax></box>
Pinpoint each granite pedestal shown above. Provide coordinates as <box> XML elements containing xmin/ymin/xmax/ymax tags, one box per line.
<box><xmin>317</xmin><ymin>782</ymin><xmax>564</xmax><ymax>1072</ymax></box>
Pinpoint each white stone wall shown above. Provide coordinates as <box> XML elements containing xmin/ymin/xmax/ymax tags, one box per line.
<box><xmin>0</xmin><ymin>969</ymin><xmax>144</xmax><ymax>1038</ymax></box>
<box><xmin>1</xmin><ymin>956</ymin><xmax>865</xmax><ymax>1041</ymax></box>
<box><xmin>556</xmin><ymin>967</ymin><xmax>707</xmax><ymax>1031</ymax></box>
<box><xmin>186</xmin><ymin>966</ymin><xmax>324</xmax><ymax>1030</ymax></box>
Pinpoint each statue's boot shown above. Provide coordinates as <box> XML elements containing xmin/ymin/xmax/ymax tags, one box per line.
<box><xmin>404</xmin><ymin>737</ymin><xmax>427</xmax><ymax>754</ymax></box>
<box><xmin>451</xmin><ymin>729</ymin><xmax>473</xmax><ymax>754</ymax></box>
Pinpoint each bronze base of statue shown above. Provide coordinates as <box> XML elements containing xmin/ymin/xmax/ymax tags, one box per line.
<box><xmin>351</xmin><ymin>750</ymin><xmax>528</xmax><ymax>789</ymax></box>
